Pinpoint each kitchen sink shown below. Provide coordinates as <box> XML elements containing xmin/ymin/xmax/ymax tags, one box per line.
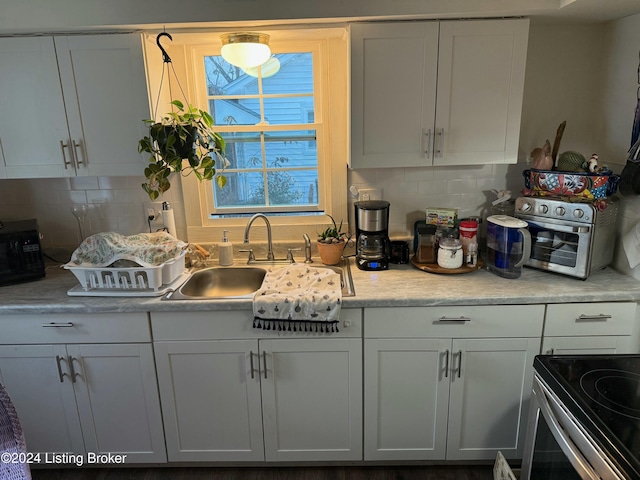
<box><xmin>164</xmin><ymin>259</ymin><xmax>355</xmax><ymax>300</ymax></box>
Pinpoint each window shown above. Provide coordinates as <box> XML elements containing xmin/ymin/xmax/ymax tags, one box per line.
<box><xmin>177</xmin><ymin>29</ymin><xmax>348</xmax><ymax>242</ymax></box>
<box><xmin>204</xmin><ymin>52</ymin><xmax>319</xmax><ymax>212</ymax></box>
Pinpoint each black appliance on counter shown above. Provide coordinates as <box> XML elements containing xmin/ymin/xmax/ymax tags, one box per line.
<box><xmin>0</xmin><ymin>219</ymin><xmax>45</xmax><ymax>286</ymax></box>
<box><xmin>521</xmin><ymin>354</ymin><xmax>640</xmax><ymax>479</ymax></box>
<box><xmin>354</xmin><ymin>200</ymin><xmax>390</xmax><ymax>271</ymax></box>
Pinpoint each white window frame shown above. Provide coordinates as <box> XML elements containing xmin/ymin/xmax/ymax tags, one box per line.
<box><xmin>176</xmin><ymin>28</ymin><xmax>349</xmax><ymax>243</ymax></box>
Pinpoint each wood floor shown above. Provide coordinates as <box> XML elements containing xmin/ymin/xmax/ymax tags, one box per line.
<box><xmin>30</xmin><ymin>465</ymin><xmax>495</xmax><ymax>480</ymax></box>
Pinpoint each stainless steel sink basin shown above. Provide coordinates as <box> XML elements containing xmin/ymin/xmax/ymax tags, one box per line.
<box><xmin>166</xmin><ymin>266</ymin><xmax>267</xmax><ymax>300</ymax></box>
<box><xmin>164</xmin><ymin>259</ymin><xmax>355</xmax><ymax>300</ymax></box>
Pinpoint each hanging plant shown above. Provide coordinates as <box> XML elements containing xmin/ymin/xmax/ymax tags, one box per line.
<box><xmin>138</xmin><ymin>100</ymin><xmax>228</xmax><ymax>200</ymax></box>
<box><xmin>138</xmin><ymin>33</ymin><xmax>228</xmax><ymax>200</ymax></box>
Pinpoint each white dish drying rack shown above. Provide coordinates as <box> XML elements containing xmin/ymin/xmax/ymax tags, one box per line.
<box><xmin>64</xmin><ymin>251</ymin><xmax>188</xmax><ymax>297</ymax></box>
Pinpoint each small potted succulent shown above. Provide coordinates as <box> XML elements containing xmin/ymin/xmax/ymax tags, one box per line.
<box><xmin>138</xmin><ymin>100</ymin><xmax>228</xmax><ymax>200</ymax></box>
<box><xmin>317</xmin><ymin>215</ymin><xmax>347</xmax><ymax>265</ymax></box>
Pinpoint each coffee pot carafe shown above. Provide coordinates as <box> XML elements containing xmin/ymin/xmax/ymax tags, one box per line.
<box><xmin>355</xmin><ymin>200</ymin><xmax>390</xmax><ymax>271</ymax></box>
<box><xmin>486</xmin><ymin>215</ymin><xmax>531</xmax><ymax>279</ymax></box>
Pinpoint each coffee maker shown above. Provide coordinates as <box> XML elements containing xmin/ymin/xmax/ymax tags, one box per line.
<box><xmin>354</xmin><ymin>200</ymin><xmax>391</xmax><ymax>271</ymax></box>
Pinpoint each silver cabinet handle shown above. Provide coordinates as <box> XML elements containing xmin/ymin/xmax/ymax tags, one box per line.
<box><xmin>249</xmin><ymin>351</ymin><xmax>255</xmax><ymax>379</ymax></box>
<box><xmin>68</xmin><ymin>356</ymin><xmax>78</xmax><ymax>383</ymax></box>
<box><xmin>42</xmin><ymin>322</ymin><xmax>74</xmax><ymax>328</ymax></box>
<box><xmin>443</xmin><ymin>349</ymin><xmax>450</xmax><ymax>378</ymax></box>
<box><xmin>424</xmin><ymin>128</ymin><xmax>432</xmax><ymax>158</ymax></box>
<box><xmin>436</xmin><ymin>128</ymin><xmax>444</xmax><ymax>157</ymax></box>
<box><xmin>59</xmin><ymin>140</ymin><xmax>74</xmax><ymax>169</ymax></box>
<box><xmin>437</xmin><ymin>316</ymin><xmax>471</xmax><ymax>322</ymax></box>
<box><xmin>456</xmin><ymin>350</ymin><xmax>462</xmax><ymax>378</ymax></box>
<box><xmin>577</xmin><ymin>314</ymin><xmax>612</xmax><ymax>321</ymax></box>
<box><xmin>263</xmin><ymin>351</ymin><xmax>268</xmax><ymax>379</ymax></box>
<box><xmin>55</xmin><ymin>355</ymin><xmax>67</xmax><ymax>383</ymax></box>
<box><xmin>73</xmin><ymin>139</ymin><xmax>87</xmax><ymax>166</ymax></box>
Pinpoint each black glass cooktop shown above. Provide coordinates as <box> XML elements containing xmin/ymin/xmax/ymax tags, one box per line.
<box><xmin>535</xmin><ymin>354</ymin><xmax>640</xmax><ymax>479</ymax></box>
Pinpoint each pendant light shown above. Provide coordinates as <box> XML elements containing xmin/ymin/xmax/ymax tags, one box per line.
<box><xmin>220</xmin><ymin>32</ymin><xmax>271</xmax><ymax>69</ymax></box>
<box><xmin>242</xmin><ymin>56</ymin><xmax>281</xmax><ymax>78</ymax></box>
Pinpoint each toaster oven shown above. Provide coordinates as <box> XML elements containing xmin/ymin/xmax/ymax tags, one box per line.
<box><xmin>0</xmin><ymin>219</ymin><xmax>46</xmax><ymax>286</ymax></box>
<box><xmin>514</xmin><ymin>197</ymin><xmax>619</xmax><ymax>279</ymax></box>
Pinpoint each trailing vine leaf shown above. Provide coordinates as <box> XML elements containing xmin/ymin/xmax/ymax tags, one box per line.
<box><xmin>139</xmin><ymin>101</ymin><xmax>228</xmax><ymax>199</ymax></box>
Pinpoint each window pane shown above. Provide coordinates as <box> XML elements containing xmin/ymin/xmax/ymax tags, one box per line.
<box><xmin>263</xmin><ymin>97</ymin><xmax>314</xmax><ymax>125</ymax></box>
<box><xmin>264</xmin><ymin>130</ymin><xmax>317</xmax><ymax>168</ymax></box>
<box><xmin>268</xmin><ymin>170</ymin><xmax>318</xmax><ymax>207</ymax></box>
<box><xmin>209</xmin><ymin>98</ymin><xmax>261</xmax><ymax>126</ymax></box>
<box><xmin>220</xmin><ymin>133</ymin><xmax>263</xmax><ymax>170</ymax></box>
<box><xmin>263</xmin><ymin>53</ymin><xmax>313</xmax><ymax>94</ymax></box>
<box><xmin>204</xmin><ymin>56</ymin><xmax>258</xmax><ymax>95</ymax></box>
<box><xmin>214</xmin><ymin>171</ymin><xmax>266</xmax><ymax>208</ymax></box>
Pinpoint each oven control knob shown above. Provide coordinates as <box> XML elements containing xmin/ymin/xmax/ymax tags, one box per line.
<box><xmin>538</xmin><ymin>205</ymin><xmax>549</xmax><ymax>214</ymax></box>
<box><xmin>519</xmin><ymin>202</ymin><xmax>532</xmax><ymax>213</ymax></box>
<box><xmin>555</xmin><ymin>206</ymin><xmax>566</xmax><ymax>216</ymax></box>
<box><xmin>573</xmin><ymin>209</ymin><xmax>584</xmax><ymax>219</ymax></box>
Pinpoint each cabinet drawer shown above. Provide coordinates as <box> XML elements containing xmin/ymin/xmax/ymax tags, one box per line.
<box><xmin>544</xmin><ymin>302</ymin><xmax>636</xmax><ymax>337</ymax></box>
<box><xmin>0</xmin><ymin>313</ymin><xmax>151</xmax><ymax>344</ymax></box>
<box><xmin>151</xmin><ymin>309</ymin><xmax>362</xmax><ymax>341</ymax></box>
<box><xmin>364</xmin><ymin>305</ymin><xmax>544</xmax><ymax>338</ymax></box>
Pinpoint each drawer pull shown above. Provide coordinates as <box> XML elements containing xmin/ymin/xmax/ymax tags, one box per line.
<box><xmin>437</xmin><ymin>316</ymin><xmax>471</xmax><ymax>322</ymax></box>
<box><xmin>42</xmin><ymin>322</ymin><xmax>74</xmax><ymax>328</ymax></box>
<box><xmin>576</xmin><ymin>314</ymin><xmax>612</xmax><ymax>321</ymax></box>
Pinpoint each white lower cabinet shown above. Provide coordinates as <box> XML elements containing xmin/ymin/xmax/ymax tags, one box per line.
<box><xmin>541</xmin><ymin>302</ymin><xmax>637</xmax><ymax>355</ymax></box>
<box><xmin>0</xmin><ymin>313</ymin><xmax>166</xmax><ymax>463</ymax></box>
<box><xmin>152</xmin><ymin>309</ymin><xmax>363</xmax><ymax>463</ymax></box>
<box><xmin>364</xmin><ymin>305</ymin><xmax>544</xmax><ymax>462</ymax></box>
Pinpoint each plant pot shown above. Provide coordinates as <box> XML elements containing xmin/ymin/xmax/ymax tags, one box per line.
<box><xmin>158</xmin><ymin>125</ymin><xmax>197</xmax><ymax>159</ymax></box>
<box><xmin>317</xmin><ymin>240</ymin><xmax>345</xmax><ymax>265</ymax></box>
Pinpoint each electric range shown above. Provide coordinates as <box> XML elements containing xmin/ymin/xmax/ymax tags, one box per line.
<box><xmin>531</xmin><ymin>355</ymin><xmax>640</xmax><ymax>479</ymax></box>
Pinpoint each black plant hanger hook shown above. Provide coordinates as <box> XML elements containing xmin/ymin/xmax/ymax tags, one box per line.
<box><xmin>156</xmin><ymin>31</ymin><xmax>173</xmax><ymax>64</ymax></box>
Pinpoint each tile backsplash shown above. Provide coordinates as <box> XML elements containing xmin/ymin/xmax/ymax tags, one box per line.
<box><xmin>0</xmin><ymin>161</ymin><xmax>526</xmax><ymax>257</ymax></box>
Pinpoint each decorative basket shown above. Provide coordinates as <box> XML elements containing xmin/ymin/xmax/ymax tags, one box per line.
<box><xmin>64</xmin><ymin>251</ymin><xmax>186</xmax><ymax>292</ymax></box>
<box><xmin>522</xmin><ymin>169</ymin><xmax>620</xmax><ymax>199</ymax></box>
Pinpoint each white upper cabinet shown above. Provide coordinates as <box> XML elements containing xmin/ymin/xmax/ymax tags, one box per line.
<box><xmin>0</xmin><ymin>34</ymin><xmax>151</xmax><ymax>178</ymax></box>
<box><xmin>350</xmin><ymin>19</ymin><xmax>529</xmax><ymax>168</ymax></box>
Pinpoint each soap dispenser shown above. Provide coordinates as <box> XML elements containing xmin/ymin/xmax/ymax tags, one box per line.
<box><xmin>218</xmin><ymin>230</ymin><xmax>234</xmax><ymax>266</ymax></box>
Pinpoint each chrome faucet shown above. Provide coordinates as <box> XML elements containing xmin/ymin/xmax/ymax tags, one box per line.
<box><xmin>243</xmin><ymin>213</ymin><xmax>275</xmax><ymax>262</ymax></box>
<box><xmin>303</xmin><ymin>233</ymin><xmax>313</xmax><ymax>263</ymax></box>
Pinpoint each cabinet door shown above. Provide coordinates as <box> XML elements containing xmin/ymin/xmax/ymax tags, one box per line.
<box><xmin>351</xmin><ymin>22</ymin><xmax>439</xmax><ymax>168</ymax></box>
<box><xmin>260</xmin><ymin>338</ymin><xmax>363</xmax><ymax>462</ymax></box>
<box><xmin>434</xmin><ymin>19</ymin><xmax>528</xmax><ymax>166</ymax></box>
<box><xmin>541</xmin><ymin>336</ymin><xmax>630</xmax><ymax>355</ymax></box>
<box><xmin>154</xmin><ymin>340</ymin><xmax>264</xmax><ymax>462</ymax></box>
<box><xmin>0</xmin><ymin>37</ymin><xmax>73</xmax><ymax>178</ymax></box>
<box><xmin>447</xmin><ymin>337</ymin><xmax>539</xmax><ymax>461</ymax></box>
<box><xmin>0</xmin><ymin>345</ymin><xmax>84</xmax><ymax>455</ymax></box>
<box><xmin>54</xmin><ymin>34</ymin><xmax>151</xmax><ymax>177</ymax></box>
<box><xmin>67</xmin><ymin>343</ymin><xmax>166</xmax><ymax>463</ymax></box>
<box><xmin>364</xmin><ymin>338</ymin><xmax>450</xmax><ymax>461</ymax></box>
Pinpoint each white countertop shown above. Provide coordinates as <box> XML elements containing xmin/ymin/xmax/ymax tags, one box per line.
<box><xmin>1</xmin><ymin>258</ymin><xmax>639</xmax><ymax>314</ymax></box>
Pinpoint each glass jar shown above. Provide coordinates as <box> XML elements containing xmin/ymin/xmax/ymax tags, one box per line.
<box><xmin>437</xmin><ymin>238</ymin><xmax>463</xmax><ymax>269</ymax></box>
<box><xmin>416</xmin><ymin>224</ymin><xmax>437</xmax><ymax>264</ymax></box>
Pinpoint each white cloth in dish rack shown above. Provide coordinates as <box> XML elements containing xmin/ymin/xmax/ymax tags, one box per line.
<box><xmin>253</xmin><ymin>264</ymin><xmax>342</xmax><ymax>330</ymax></box>
<box><xmin>69</xmin><ymin>232</ymin><xmax>187</xmax><ymax>267</ymax></box>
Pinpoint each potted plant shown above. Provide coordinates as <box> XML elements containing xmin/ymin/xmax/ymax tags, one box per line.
<box><xmin>317</xmin><ymin>215</ymin><xmax>347</xmax><ymax>265</ymax></box>
<box><xmin>138</xmin><ymin>100</ymin><xmax>228</xmax><ymax>200</ymax></box>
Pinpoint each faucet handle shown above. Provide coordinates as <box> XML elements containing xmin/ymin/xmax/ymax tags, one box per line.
<box><xmin>286</xmin><ymin>247</ymin><xmax>302</xmax><ymax>263</ymax></box>
<box><xmin>239</xmin><ymin>248</ymin><xmax>255</xmax><ymax>263</ymax></box>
